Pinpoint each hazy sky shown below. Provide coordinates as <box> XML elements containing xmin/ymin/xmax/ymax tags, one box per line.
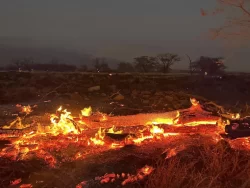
<box><xmin>0</xmin><ymin>0</ymin><xmax>249</xmax><ymax>71</ymax></box>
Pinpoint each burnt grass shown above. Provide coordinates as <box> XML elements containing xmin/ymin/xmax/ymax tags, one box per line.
<box><xmin>1</xmin><ymin>72</ymin><xmax>250</xmax><ymax>187</ymax></box>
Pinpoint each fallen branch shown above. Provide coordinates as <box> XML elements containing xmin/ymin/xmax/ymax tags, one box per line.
<box><xmin>204</xmin><ymin>101</ymin><xmax>225</xmax><ymax>114</ymax></box>
<box><xmin>36</xmin><ymin>83</ymin><xmax>66</xmax><ymax>103</ymax></box>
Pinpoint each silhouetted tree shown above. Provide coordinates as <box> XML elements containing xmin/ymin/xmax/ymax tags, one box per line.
<box><xmin>12</xmin><ymin>57</ymin><xmax>35</xmax><ymax>72</ymax></box>
<box><xmin>191</xmin><ymin>56</ymin><xmax>226</xmax><ymax>75</ymax></box>
<box><xmin>134</xmin><ymin>56</ymin><xmax>158</xmax><ymax>72</ymax></box>
<box><xmin>79</xmin><ymin>65</ymin><xmax>88</xmax><ymax>72</ymax></box>
<box><xmin>202</xmin><ymin>0</ymin><xmax>250</xmax><ymax>40</ymax></box>
<box><xmin>186</xmin><ymin>54</ymin><xmax>194</xmax><ymax>75</ymax></box>
<box><xmin>156</xmin><ymin>53</ymin><xmax>181</xmax><ymax>73</ymax></box>
<box><xmin>7</xmin><ymin>57</ymin><xmax>76</xmax><ymax>72</ymax></box>
<box><xmin>94</xmin><ymin>58</ymin><xmax>101</xmax><ymax>72</ymax></box>
<box><xmin>93</xmin><ymin>57</ymin><xmax>110</xmax><ymax>72</ymax></box>
<box><xmin>117</xmin><ymin>62</ymin><xmax>134</xmax><ymax>72</ymax></box>
<box><xmin>100</xmin><ymin>62</ymin><xmax>110</xmax><ymax>72</ymax></box>
<box><xmin>49</xmin><ymin>58</ymin><xmax>59</xmax><ymax>65</ymax></box>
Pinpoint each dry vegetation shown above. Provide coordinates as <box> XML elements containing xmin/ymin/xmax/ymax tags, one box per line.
<box><xmin>145</xmin><ymin>140</ymin><xmax>250</xmax><ymax>188</ymax></box>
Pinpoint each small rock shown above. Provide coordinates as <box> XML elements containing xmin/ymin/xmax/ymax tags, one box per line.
<box><xmin>113</xmin><ymin>94</ymin><xmax>125</xmax><ymax>101</ymax></box>
<box><xmin>101</xmin><ymin>93</ymin><xmax>107</xmax><ymax>97</ymax></box>
<box><xmin>88</xmin><ymin>86</ymin><xmax>100</xmax><ymax>92</ymax></box>
<box><xmin>142</xmin><ymin>100</ymin><xmax>149</xmax><ymax>104</ymax></box>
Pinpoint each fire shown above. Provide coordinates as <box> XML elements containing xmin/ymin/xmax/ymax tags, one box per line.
<box><xmin>100</xmin><ymin>114</ymin><xmax>108</xmax><ymax>121</ymax></box>
<box><xmin>89</xmin><ymin>128</ymin><xmax>105</xmax><ymax>145</ymax></box>
<box><xmin>0</xmin><ymin>97</ymin><xmax>225</xmax><ymax>184</ymax></box>
<box><xmin>57</xmin><ymin>106</ymin><xmax>62</xmax><ymax>111</ymax></box>
<box><xmin>110</xmin><ymin>143</ymin><xmax>123</xmax><ymax>148</ymax></box>
<box><xmin>182</xmin><ymin>120</ymin><xmax>217</xmax><ymax>126</ymax></box>
<box><xmin>190</xmin><ymin>98</ymin><xmax>199</xmax><ymax>106</ymax></box>
<box><xmin>147</xmin><ymin>111</ymin><xmax>180</xmax><ymax>125</ymax></box>
<box><xmin>139</xmin><ymin>165</ymin><xmax>154</xmax><ymax>175</ymax></box>
<box><xmin>107</xmin><ymin>125</ymin><xmax>123</xmax><ymax>134</ymax></box>
<box><xmin>89</xmin><ymin>137</ymin><xmax>104</xmax><ymax>145</ymax></box>
<box><xmin>81</xmin><ymin>106</ymin><xmax>92</xmax><ymax>117</ymax></box>
<box><xmin>132</xmin><ymin>135</ymin><xmax>154</xmax><ymax>144</ymax></box>
<box><xmin>150</xmin><ymin>125</ymin><xmax>164</xmax><ymax>134</ymax></box>
<box><xmin>150</xmin><ymin>118</ymin><xmax>176</xmax><ymax>125</ymax></box>
<box><xmin>232</xmin><ymin>113</ymin><xmax>240</xmax><ymax>119</ymax></box>
<box><xmin>50</xmin><ymin>108</ymin><xmax>79</xmax><ymax>135</ymax></box>
<box><xmin>16</xmin><ymin>104</ymin><xmax>33</xmax><ymax>114</ymax></box>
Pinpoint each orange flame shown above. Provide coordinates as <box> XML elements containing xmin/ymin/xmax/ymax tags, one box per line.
<box><xmin>81</xmin><ymin>106</ymin><xmax>92</xmax><ymax>117</ymax></box>
<box><xmin>147</xmin><ymin>111</ymin><xmax>180</xmax><ymax>125</ymax></box>
<box><xmin>50</xmin><ymin>108</ymin><xmax>79</xmax><ymax>135</ymax></box>
<box><xmin>107</xmin><ymin>125</ymin><xmax>123</xmax><ymax>134</ymax></box>
<box><xmin>150</xmin><ymin>125</ymin><xmax>164</xmax><ymax>134</ymax></box>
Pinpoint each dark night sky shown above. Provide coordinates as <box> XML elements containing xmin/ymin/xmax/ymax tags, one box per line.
<box><xmin>0</xmin><ymin>0</ymin><xmax>249</xmax><ymax>71</ymax></box>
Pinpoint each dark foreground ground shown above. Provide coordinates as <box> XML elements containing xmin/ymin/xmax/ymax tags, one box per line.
<box><xmin>1</xmin><ymin>72</ymin><xmax>250</xmax><ymax>188</ymax></box>
<box><xmin>1</xmin><ymin>72</ymin><xmax>250</xmax><ymax>113</ymax></box>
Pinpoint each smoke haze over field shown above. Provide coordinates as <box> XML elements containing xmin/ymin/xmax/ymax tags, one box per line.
<box><xmin>0</xmin><ymin>0</ymin><xmax>249</xmax><ymax>71</ymax></box>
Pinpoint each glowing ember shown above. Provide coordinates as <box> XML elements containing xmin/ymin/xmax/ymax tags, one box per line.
<box><xmin>147</xmin><ymin>111</ymin><xmax>180</xmax><ymax>125</ymax></box>
<box><xmin>190</xmin><ymin>98</ymin><xmax>199</xmax><ymax>106</ymax></box>
<box><xmin>19</xmin><ymin>184</ymin><xmax>33</xmax><ymax>188</ymax></box>
<box><xmin>110</xmin><ymin>143</ymin><xmax>124</xmax><ymax>148</ymax></box>
<box><xmin>232</xmin><ymin>113</ymin><xmax>240</xmax><ymax>119</ymax></box>
<box><xmin>81</xmin><ymin>106</ymin><xmax>92</xmax><ymax>117</ymax></box>
<box><xmin>16</xmin><ymin>104</ymin><xmax>33</xmax><ymax>114</ymax></box>
<box><xmin>57</xmin><ymin>106</ymin><xmax>63</xmax><ymax>112</ymax></box>
<box><xmin>182</xmin><ymin>120</ymin><xmax>217</xmax><ymax>126</ymax></box>
<box><xmin>150</xmin><ymin>125</ymin><xmax>164</xmax><ymax>134</ymax></box>
<box><xmin>11</xmin><ymin>178</ymin><xmax>22</xmax><ymax>185</ymax></box>
<box><xmin>89</xmin><ymin>128</ymin><xmax>105</xmax><ymax>145</ymax></box>
<box><xmin>131</xmin><ymin>135</ymin><xmax>154</xmax><ymax>144</ymax></box>
<box><xmin>88</xmin><ymin>165</ymin><xmax>154</xmax><ymax>186</ymax></box>
<box><xmin>107</xmin><ymin>125</ymin><xmax>123</xmax><ymax>134</ymax></box>
<box><xmin>121</xmin><ymin>165</ymin><xmax>154</xmax><ymax>186</ymax></box>
<box><xmin>0</xmin><ymin>98</ymin><xmax>224</xmax><ymax>175</ymax></box>
<box><xmin>100</xmin><ymin>114</ymin><xmax>108</xmax><ymax>122</ymax></box>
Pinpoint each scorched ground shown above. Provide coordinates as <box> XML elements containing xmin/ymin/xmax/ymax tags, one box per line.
<box><xmin>0</xmin><ymin>98</ymin><xmax>250</xmax><ymax>188</ymax></box>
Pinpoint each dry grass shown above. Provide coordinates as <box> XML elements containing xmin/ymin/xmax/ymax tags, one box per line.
<box><xmin>145</xmin><ymin>140</ymin><xmax>250</xmax><ymax>188</ymax></box>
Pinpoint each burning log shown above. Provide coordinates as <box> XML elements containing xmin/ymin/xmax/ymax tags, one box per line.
<box><xmin>0</xmin><ymin>124</ymin><xmax>38</xmax><ymax>136</ymax></box>
<box><xmin>105</xmin><ymin>132</ymin><xmax>136</xmax><ymax>140</ymax></box>
<box><xmin>0</xmin><ymin>98</ymin><xmax>220</xmax><ymax>138</ymax></box>
<box><xmin>77</xmin><ymin>105</ymin><xmax>219</xmax><ymax>130</ymax></box>
<box><xmin>225</xmin><ymin>117</ymin><xmax>250</xmax><ymax>139</ymax></box>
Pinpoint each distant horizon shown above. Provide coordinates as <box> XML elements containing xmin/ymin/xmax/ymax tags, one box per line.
<box><xmin>1</xmin><ymin>36</ymin><xmax>250</xmax><ymax>72</ymax></box>
<box><xmin>0</xmin><ymin>0</ymin><xmax>249</xmax><ymax>71</ymax></box>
